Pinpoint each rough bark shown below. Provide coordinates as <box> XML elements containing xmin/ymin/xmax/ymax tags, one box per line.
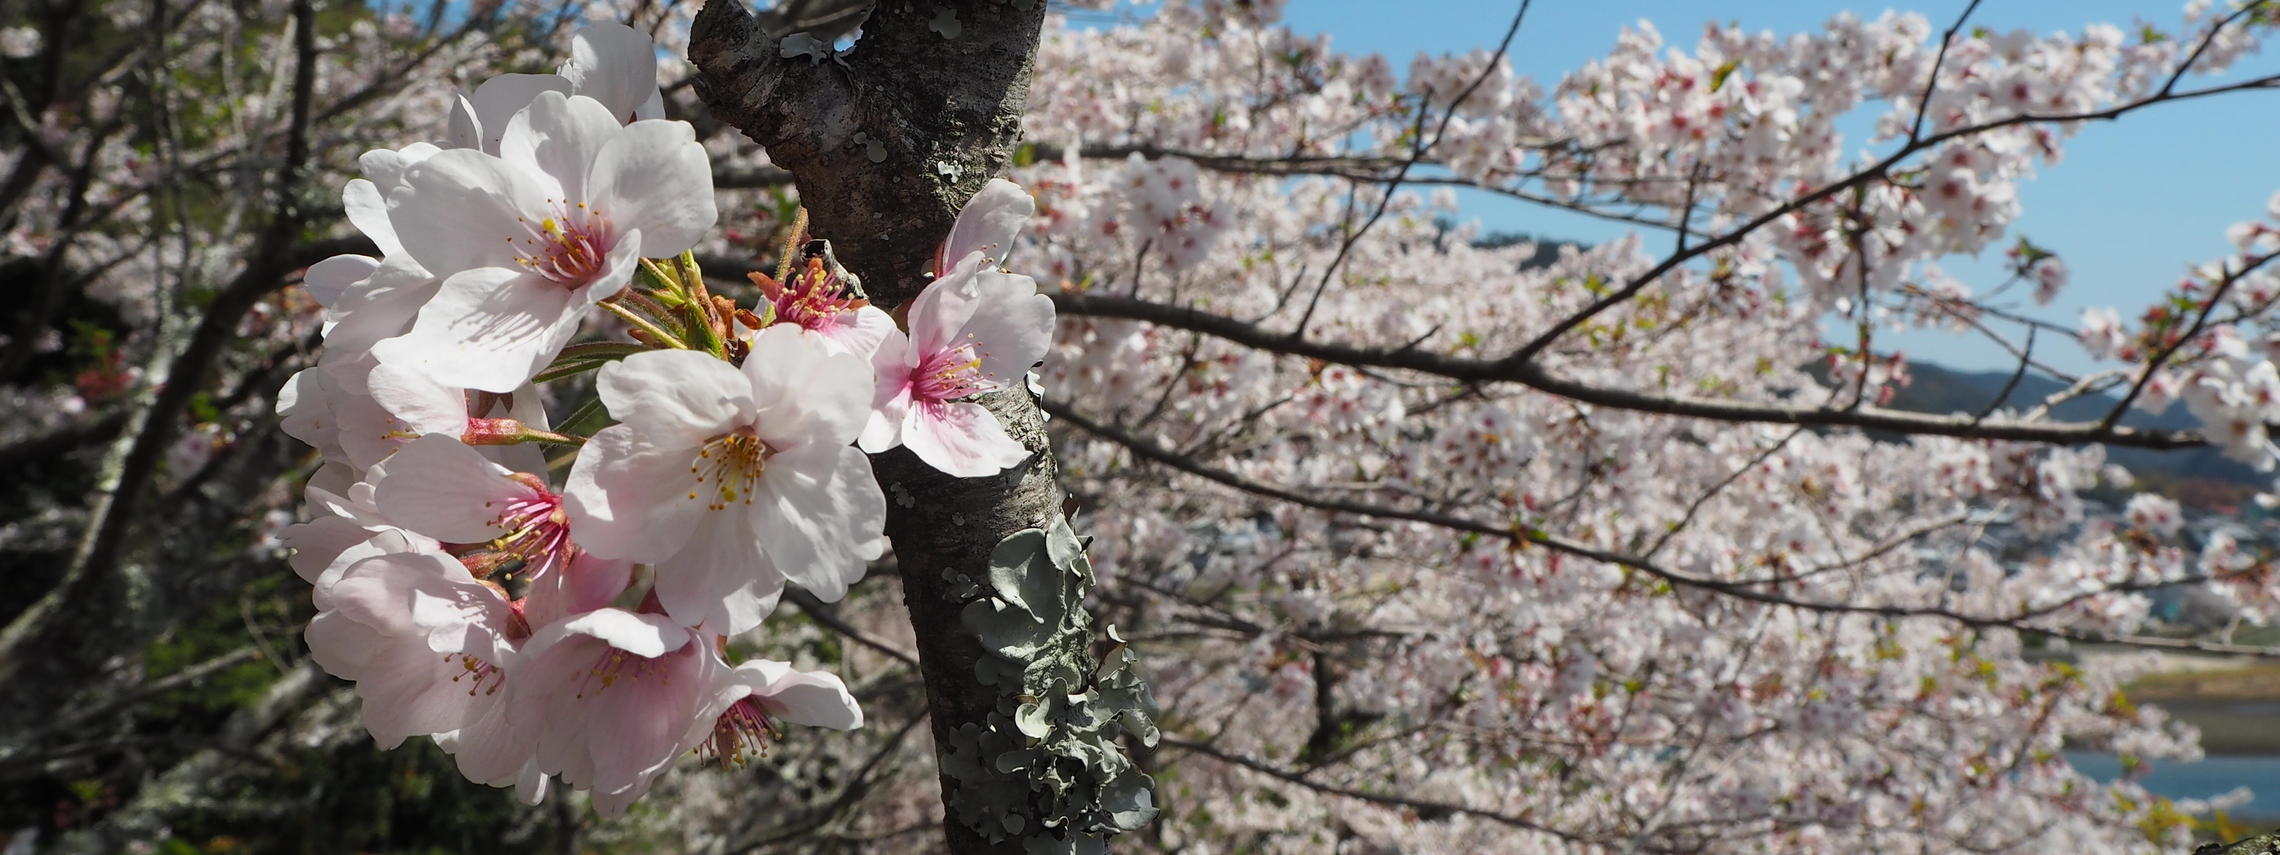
<box><xmin>691</xmin><ymin>3</ymin><xmax>1142</xmax><ymax>853</ymax></box>
<box><xmin>2200</xmin><ymin>833</ymin><xmax>2280</xmax><ymax>855</ymax></box>
<box><xmin>688</xmin><ymin>0</ymin><xmax>1043</xmax><ymax>307</ymax></box>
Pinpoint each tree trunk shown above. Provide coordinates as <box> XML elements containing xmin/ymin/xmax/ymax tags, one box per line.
<box><xmin>690</xmin><ymin>4</ymin><xmax>1158</xmax><ymax>852</ymax></box>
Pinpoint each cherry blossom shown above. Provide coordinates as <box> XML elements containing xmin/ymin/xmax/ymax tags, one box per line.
<box><xmin>564</xmin><ymin>329</ymin><xmax>884</xmax><ymax>632</ymax></box>
<box><xmin>373</xmin><ymin>90</ymin><xmax>716</xmax><ymax>392</ymax></box>
<box><xmin>304</xmin><ymin>550</ymin><xmax>529</xmax><ymax>784</ymax></box>
<box><xmin>694</xmin><ymin>659</ymin><xmax>864</xmax><ymax>767</ymax></box>
<box><xmin>509</xmin><ymin>608</ymin><xmax>721</xmax><ymax>817</ymax></box>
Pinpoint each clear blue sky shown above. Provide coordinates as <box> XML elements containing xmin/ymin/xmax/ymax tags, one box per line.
<box><xmin>1247</xmin><ymin>1</ymin><xmax>2280</xmax><ymax>375</ymax></box>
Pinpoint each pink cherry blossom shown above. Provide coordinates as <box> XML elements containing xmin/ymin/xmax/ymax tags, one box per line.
<box><xmin>692</xmin><ymin>659</ymin><xmax>864</xmax><ymax>766</ymax></box>
<box><xmin>751</xmin><ymin>254</ymin><xmax>897</xmax><ymax>359</ymax></box>
<box><xmin>859</xmin><ymin>252</ymin><xmax>1055</xmax><ymax>477</ymax></box>
<box><xmin>305</xmin><ymin>551</ymin><xmax>530</xmax><ymax>782</ymax></box>
<box><xmin>372</xmin><ymin>434</ymin><xmax>631</xmax><ymax>627</ymax></box>
<box><xmin>510</xmin><ymin>608</ymin><xmax>719</xmax><ymax>816</ymax></box>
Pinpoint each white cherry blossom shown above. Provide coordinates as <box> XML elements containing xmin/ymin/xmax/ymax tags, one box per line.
<box><xmin>373</xmin><ymin>90</ymin><xmax>716</xmax><ymax>391</ymax></box>
<box><xmin>564</xmin><ymin>329</ymin><xmax>884</xmax><ymax>633</ymax></box>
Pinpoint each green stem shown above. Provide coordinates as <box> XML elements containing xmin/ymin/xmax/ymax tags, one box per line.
<box><xmin>599</xmin><ymin>300</ymin><xmax>690</xmax><ymax>350</ymax></box>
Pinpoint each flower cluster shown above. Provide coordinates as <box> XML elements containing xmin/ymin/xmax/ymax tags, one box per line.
<box><xmin>2076</xmin><ymin>190</ymin><xmax>2280</xmax><ymax>468</ymax></box>
<box><xmin>1005</xmin><ymin>4</ymin><xmax>2274</xmax><ymax>852</ymax></box>
<box><xmin>275</xmin><ymin>23</ymin><xmax>1053</xmax><ymax>813</ymax></box>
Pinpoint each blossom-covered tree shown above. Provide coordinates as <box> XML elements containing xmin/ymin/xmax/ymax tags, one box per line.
<box><xmin>7</xmin><ymin>0</ymin><xmax>2280</xmax><ymax>853</ymax></box>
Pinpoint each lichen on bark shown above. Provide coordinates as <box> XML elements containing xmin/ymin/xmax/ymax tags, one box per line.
<box><xmin>939</xmin><ymin>516</ymin><xmax>1160</xmax><ymax>853</ymax></box>
<box><xmin>688</xmin><ymin>2</ymin><xmax>1159</xmax><ymax>852</ymax></box>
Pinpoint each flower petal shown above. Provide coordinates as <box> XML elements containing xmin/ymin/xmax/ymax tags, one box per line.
<box><xmin>305</xmin><ymin>253</ymin><xmax>379</xmax><ymax>311</ymax></box>
<box><xmin>324</xmin><ymin>255</ymin><xmax>438</xmax><ymax>355</ymax></box>
<box><xmin>939</xmin><ymin>178</ymin><xmax>1033</xmax><ymax>271</ymax></box>
<box><xmin>596</xmin><ymin>349</ymin><xmax>754</xmax><ymax>448</ymax></box>
<box><xmin>391</xmin><ymin>149</ymin><xmax>550</xmax><ymax>278</ymax></box>
<box><xmin>558</xmin><ymin>22</ymin><xmax>662</xmax><ymax>125</ymax></box>
<box><xmin>526</xmin><ymin>607</ymin><xmax>689</xmax><ymax>660</ymax></box>
<box><xmin>465</xmin><ymin>73</ymin><xmax>571</xmax><ymax>154</ymax></box>
<box><xmin>904</xmin><ymin>399</ymin><xmax>1029</xmax><ymax>478</ymax></box>
<box><xmin>371</xmin><ymin>266</ymin><xmax>581</xmax><ymax>393</ymax></box>
<box><xmin>955</xmin><ymin>269</ymin><xmax>1054</xmax><ymax>384</ymax></box>
<box><xmin>907</xmin><ymin>256</ymin><xmax>988</xmax><ymax>356</ymax></box>
<box><xmin>754</xmin><ymin>666</ymin><xmax>864</xmax><ymax>730</ymax></box>
<box><xmin>563</xmin><ymin>425</ymin><xmax>705</xmax><ymax>562</ymax></box>
<box><xmin>372</xmin><ymin>435</ymin><xmax>526</xmax><ymax>544</ymax></box>
<box><xmin>753</xmin><ymin>444</ymin><xmax>884</xmax><ymax>601</ymax></box>
<box><xmin>744</xmin><ymin>325</ymin><xmax>872</xmax><ymax>448</ymax></box>
<box><xmin>498</xmin><ymin>91</ymin><xmax>620</xmax><ymax>203</ymax></box>
<box><xmin>653</xmin><ymin>507</ymin><xmax>783</xmax><ymax>634</ymax></box>
<box><xmin>365</xmin><ymin>362</ymin><xmax>467</xmax><ymax>436</ymax></box>
<box><xmin>586</xmin><ymin>119</ymin><xmax>715</xmax><ymax>256</ymax></box>
<box><xmin>858</xmin><ymin>331</ymin><xmax>914</xmax><ymax>453</ymax></box>
<box><xmin>342</xmin><ymin>180</ymin><xmax>402</xmax><ymax>259</ymax></box>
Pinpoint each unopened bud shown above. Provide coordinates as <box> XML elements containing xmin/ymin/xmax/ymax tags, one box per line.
<box><xmin>463</xmin><ymin>418</ymin><xmax>583</xmax><ymax>447</ymax></box>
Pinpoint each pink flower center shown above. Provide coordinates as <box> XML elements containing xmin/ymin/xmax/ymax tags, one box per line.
<box><xmin>489</xmin><ymin>475</ymin><xmax>576</xmax><ymax>579</ymax></box>
<box><xmin>700</xmin><ymin>697</ymin><xmax>780</xmax><ymax>767</ymax></box>
<box><xmin>915</xmin><ymin>343</ymin><xmax>990</xmax><ymax>403</ymax></box>
<box><xmin>513</xmin><ymin>202</ymin><xmax>613</xmax><ymax>286</ymax></box>
<box><xmin>768</xmin><ymin>256</ymin><xmax>864</xmax><ymax>333</ymax></box>
<box><xmin>690</xmin><ymin>431</ymin><xmax>774</xmax><ymax>511</ymax></box>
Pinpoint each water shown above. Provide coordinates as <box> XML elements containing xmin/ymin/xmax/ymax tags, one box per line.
<box><xmin>2066</xmin><ymin>751</ymin><xmax>2280</xmax><ymax>815</ymax></box>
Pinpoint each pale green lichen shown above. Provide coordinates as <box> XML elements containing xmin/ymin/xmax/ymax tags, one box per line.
<box><xmin>850</xmin><ymin>130</ymin><xmax>887</xmax><ymax>163</ymax></box>
<box><xmin>941</xmin><ymin>516</ymin><xmax>1160</xmax><ymax>854</ymax></box>
<box><xmin>928</xmin><ymin>6</ymin><xmax>962</xmax><ymax>39</ymax></box>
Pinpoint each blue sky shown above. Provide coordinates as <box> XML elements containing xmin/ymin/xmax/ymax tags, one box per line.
<box><xmin>1253</xmin><ymin>1</ymin><xmax>2280</xmax><ymax>375</ymax></box>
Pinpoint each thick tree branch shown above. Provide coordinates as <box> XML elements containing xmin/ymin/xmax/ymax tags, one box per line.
<box><xmin>1051</xmin><ymin>292</ymin><xmax>2208</xmax><ymax>448</ymax></box>
<box><xmin>1045</xmin><ymin>400</ymin><xmax>2276</xmax><ymax>658</ymax></box>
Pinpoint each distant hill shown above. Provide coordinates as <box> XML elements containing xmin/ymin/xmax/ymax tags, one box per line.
<box><xmin>1884</xmin><ymin>362</ymin><xmax>2267</xmax><ymax>502</ymax></box>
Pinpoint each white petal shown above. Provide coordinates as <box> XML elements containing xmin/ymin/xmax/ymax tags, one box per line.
<box><xmin>750</xmin><ymin>664</ymin><xmax>863</xmax><ymax>730</ymax></box>
<box><xmin>904</xmin><ymin>399</ymin><xmax>1029</xmax><ymax>478</ymax></box>
<box><xmin>632</xmin><ymin>89</ymin><xmax>665</xmax><ymax>121</ymax></box>
<box><xmin>365</xmin><ymin>362</ymin><xmax>467</xmax><ymax>436</ymax></box>
<box><xmin>342</xmin><ymin>179</ymin><xmax>403</xmax><ymax>258</ymax></box>
<box><xmin>446</xmin><ymin>93</ymin><xmax>481</xmax><ymax>151</ymax></box>
<box><xmin>304</xmin><ymin>254</ymin><xmax>379</xmax><ymax>311</ymax></box>
<box><xmin>956</xmin><ymin>270</ymin><xmax>1054</xmax><ymax>384</ymax></box>
<box><xmin>371</xmin><ymin>266</ymin><xmax>582</xmax><ymax>393</ymax></box>
<box><xmin>820</xmin><ymin>304</ymin><xmax>897</xmax><ymax>361</ymax></box>
<box><xmin>744</xmin><ymin>325</ymin><xmax>872</xmax><ymax>447</ymax></box>
<box><xmin>512</xmin><ymin>759</ymin><xmax>551</xmax><ymax>804</ymax></box>
<box><xmin>907</xmin><ymin>258</ymin><xmax>987</xmax><ymax>357</ymax></box>
<box><xmin>528</xmin><ymin>607</ymin><xmax>688</xmax><ymax>660</ymax></box>
<box><xmin>466</xmin><ymin>73</ymin><xmax>572</xmax><ymax>154</ymax></box>
<box><xmin>498</xmin><ymin>91</ymin><xmax>620</xmax><ymax>203</ymax></box>
<box><xmin>358</xmin><ymin>143</ymin><xmax>438</xmax><ymax>195</ymax></box>
<box><xmin>372</xmin><ymin>435</ymin><xmax>526</xmax><ymax>544</ymax></box>
<box><xmin>597</xmin><ymin>350</ymin><xmax>755</xmax><ymax>448</ymax></box>
<box><xmin>392</xmin><ymin>149</ymin><xmax>550</xmax><ymax>278</ymax></box>
<box><xmin>563</xmin><ymin>425</ymin><xmax>705</xmax><ymax>561</ymax></box>
<box><xmin>559</xmin><ymin>22</ymin><xmax>662</xmax><ymax>124</ymax></box>
<box><xmin>940</xmin><ymin>178</ymin><xmax>1033</xmax><ymax>270</ymax></box>
<box><xmin>753</xmin><ymin>444</ymin><xmax>884</xmax><ymax>601</ymax></box>
<box><xmin>280</xmin><ymin>515</ymin><xmax>378</xmax><ymax>584</ymax></box>
<box><xmin>653</xmin><ymin>508</ymin><xmax>782</xmax><ymax>633</ymax></box>
<box><xmin>324</xmin><ymin>255</ymin><xmax>438</xmax><ymax>355</ymax></box>
<box><xmin>857</xmin><ymin>332</ymin><xmax>913</xmax><ymax>453</ymax></box>
<box><xmin>586</xmin><ymin>119</ymin><xmax>716</xmax><ymax>256</ymax></box>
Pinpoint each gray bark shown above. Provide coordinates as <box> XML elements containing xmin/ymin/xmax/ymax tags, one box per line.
<box><xmin>692</xmin><ymin>3</ymin><xmax>1156</xmax><ymax>853</ymax></box>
